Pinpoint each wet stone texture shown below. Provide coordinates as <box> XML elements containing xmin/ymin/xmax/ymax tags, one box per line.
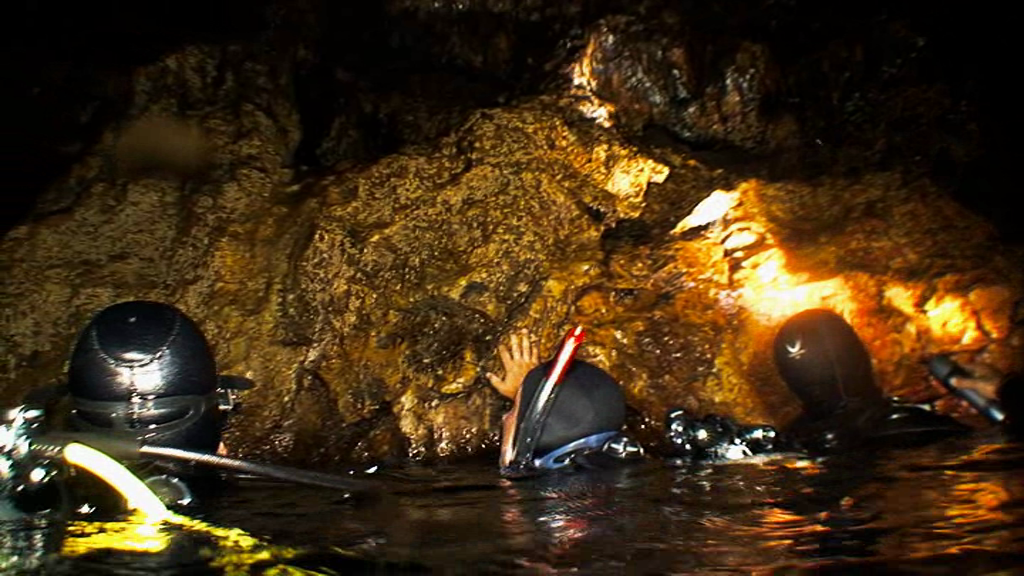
<box><xmin>2</xmin><ymin>1</ymin><xmax>1022</xmax><ymax>466</ymax></box>
<box><xmin>570</xmin><ymin>15</ymin><xmax>798</xmax><ymax>152</ymax></box>
<box><xmin>0</xmin><ymin>43</ymin><xmax>674</xmax><ymax>464</ymax></box>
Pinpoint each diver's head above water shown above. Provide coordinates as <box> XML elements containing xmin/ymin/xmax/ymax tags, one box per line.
<box><xmin>773</xmin><ymin>308</ymin><xmax>885</xmax><ymax>419</ymax></box>
<box><xmin>501</xmin><ymin>360</ymin><xmax>627</xmax><ymax>471</ymax></box>
<box><xmin>67</xmin><ymin>300</ymin><xmax>239</xmax><ymax>455</ymax></box>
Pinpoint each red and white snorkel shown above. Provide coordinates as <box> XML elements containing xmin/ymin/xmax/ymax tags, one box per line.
<box><xmin>501</xmin><ymin>326</ymin><xmax>586</xmax><ymax>477</ymax></box>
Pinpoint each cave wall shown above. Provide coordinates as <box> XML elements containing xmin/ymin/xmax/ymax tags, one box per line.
<box><xmin>2</xmin><ymin>0</ymin><xmax>1021</xmax><ymax>466</ymax></box>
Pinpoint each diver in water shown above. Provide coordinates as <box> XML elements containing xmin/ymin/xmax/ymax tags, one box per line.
<box><xmin>487</xmin><ymin>329</ymin><xmax>644</xmax><ymax>477</ymax></box>
<box><xmin>4</xmin><ymin>300</ymin><xmax>380</xmax><ymax>531</ymax></box>
<box><xmin>63</xmin><ymin>299</ymin><xmax>250</xmax><ymax>508</ymax></box>
<box><xmin>487</xmin><ymin>328</ymin><xmax>784</xmax><ymax>474</ymax></box>
<box><xmin>486</xmin><ymin>327</ymin><xmax>781</xmax><ymax>475</ymax></box>
<box><xmin>663</xmin><ymin>308</ymin><xmax>977</xmax><ymax>460</ymax></box>
<box><xmin>488</xmin><ymin>308</ymin><xmax>975</xmax><ymax>474</ymax></box>
<box><xmin>3</xmin><ymin>300</ymin><xmax>245</xmax><ymax>519</ymax></box>
<box><xmin>6</xmin><ymin>300</ymin><xmax>372</xmax><ymax>517</ymax></box>
<box><xmin>770</xmin><ymin>308</ymin><xmax>970</xmax><ymax>454</ymax></box>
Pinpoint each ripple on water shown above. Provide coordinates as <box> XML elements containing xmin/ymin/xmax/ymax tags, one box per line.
<box><xmin>4</xmin><ymin>434</ymin><xmax>1024</xmax><ymax>574</ymax></box>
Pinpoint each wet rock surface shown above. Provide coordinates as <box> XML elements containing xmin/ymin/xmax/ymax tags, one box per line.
<box><xmin>2</xmin><ymin>0</ymin><xmax>1021</xmax><ymax>465</ymax></box>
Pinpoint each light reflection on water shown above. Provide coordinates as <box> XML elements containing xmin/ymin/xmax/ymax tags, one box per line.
<box><xmin>4</xmin><ymin>432</ymin><xmax>1024</xmax><ymax>574</ymax></box>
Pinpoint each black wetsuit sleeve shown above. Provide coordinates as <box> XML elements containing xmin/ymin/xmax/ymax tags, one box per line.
<box><xmin>998</xmin><ymin>374</ymin><xmax>1024</xmax><ymax>435</ymax></box>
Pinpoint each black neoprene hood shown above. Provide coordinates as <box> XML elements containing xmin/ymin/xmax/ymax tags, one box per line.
<box><xmin>515</xmin><ymin>360</ymin><xmax>626</xmax><ymax>456</ymax></box>
<box><xmin>67</xmin><ymin>300</ymin><xmax>224</xmax><ymax>453</ymax></box>
<box><xmin>772</xmin><ymin>308</ymin><xmax>884</xmax><ymax>418</ymax></box>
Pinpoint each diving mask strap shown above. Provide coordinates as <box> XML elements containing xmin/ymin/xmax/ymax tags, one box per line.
<box><xmin>505</xmin><ymin>326</ymin><xmax>586</xmax><ymax>474</ymax></box>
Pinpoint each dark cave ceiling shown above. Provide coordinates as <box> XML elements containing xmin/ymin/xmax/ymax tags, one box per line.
<box><xmin>3</xmin><ymin>0</ymin><xmax>1019</xmax><ymax>239</ymax></box>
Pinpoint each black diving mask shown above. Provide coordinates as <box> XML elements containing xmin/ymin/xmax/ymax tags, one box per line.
<box><xmin>70</xmin><ymin>392</ymin><xmax>225</xmax><ymax>451</ymax></box>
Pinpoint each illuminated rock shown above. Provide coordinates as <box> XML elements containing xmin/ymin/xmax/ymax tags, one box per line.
<box><xmin>0</xmin><ymin>11</ymin><xmax>1018</xmax><ymax>464</ymax></box>
<box><xmin>579</xmin><ymin>175</ymin><xmax>1024</xmax><ymax>435</ymax></box>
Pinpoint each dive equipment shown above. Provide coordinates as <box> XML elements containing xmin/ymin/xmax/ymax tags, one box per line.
<box><xmin>665</xmin><ymin>408</ymin><xmax>779</xmax><ymax>462</ymax></box>
<box><xmin>532</xmin><ymin>431</ymin><xmax>619</xmax><ymax>470</ymax></box>
<box><xmin>3</xmin><ymin>405</ymin><xmax>169</xmax><ymax>521</ymax></box>
<box><xmin>3</xmin><ymin>402</ymin><xmax>377</xmax><ymax>519</ymax></box>
<box><xmin>927</xmin><ymin>355</ymin><xmax>1006</xmax><ymax>424</ymax></box>
<box><xmin>35</xmin><ymin>431</ymin><xmax>378</xmax><ymax>492</ymax></box>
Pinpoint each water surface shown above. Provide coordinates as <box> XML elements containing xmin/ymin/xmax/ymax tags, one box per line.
<box><xmin>5</xmin><ymin>432</ymin><xmax>1024</xmax><ymax>574</ymax></box>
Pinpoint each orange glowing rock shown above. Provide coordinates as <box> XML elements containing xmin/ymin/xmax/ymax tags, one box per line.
<box><xmin>721</xmin><ymin>227</ymin><xmax>762</xmax><ymax>252</ymax></box>
<box><xmin>884</xmin><ymin>284</ymin><xmax>924</xmax><ymax>319</ymax></box>
<box><xmin>924</xmin><ymin>293</ymin><xmax>985</xmax><ymax>349</ymax></box>
<box><xmin>969</xmin><ymin>285</ymin><xmax>1015</xmax><ymax>340</ymax></box>
<box><xmin>626</xmin><ymin>176</ymin><xmax>1024</xmax><ymax>428</ymax></box>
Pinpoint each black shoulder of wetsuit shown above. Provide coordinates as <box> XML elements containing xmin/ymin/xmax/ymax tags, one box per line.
<box><xmin>785</xmin><ymin>400</ymin><xmax>970</xmax><ymax>455</ymax></box>
<box><xmin>998</xmin><ymin>374</ymin><xmax>1024</xmax><ymax>436</ymax></box>
<box><xmin>862</xmin><ymin>401</ymin><xmax>969</xmax><ymax>448</ymax></box>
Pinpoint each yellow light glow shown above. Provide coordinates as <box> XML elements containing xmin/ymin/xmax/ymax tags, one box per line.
<box><xmin>672</xmin><ymin>190</ymin><xmax>740</xmax><ymax>233</ymax></box>
<box><xmin>722</xmin><ymin>228</ymin><xmax>760</xmax><ymax>251</ymax></box>
<box><xmin>735</xmin><ymin>248</ymin><xmax>855</xmax><ymax>322</ymax></box>
<box><xmin>925</xmin><ymin>294</ymin><xmax>985</xmax><ymax>346</ymax></box>
<box><xmin>62</xmin><ymin>511</ymin><xmax>304</xmax><ymax>574</ymax></box>
<box><xmin>63</xmin><ymin>513</ymin><xmax>172</xmax><ymax>556</ymax></box>
<box><xmin>753</xmin><ymin>253</ymin><xmax>783</xmax><ymax>284</ymax></box>
<box><xmin>63</xmin><ymin>442</ymin><xmax>171</xmax><ymax>522</ymax></box>
<box><xmin>59</xmin><ymin>441</ymin><xmax>304</xmax><ymax>572</ymax></box>
<box><xmin>602</xmin><ymin>157</ymin><xmax>670</xmax><ymax>217</ymax></box>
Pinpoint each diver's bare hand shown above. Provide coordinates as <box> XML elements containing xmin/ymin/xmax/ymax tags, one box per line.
<box><xmin>487</xmin><ymin>330</ymin><xmax>540</xmax><ymax>399</ymax></box>
<box><xmin>949</xmin><ymin>362</ymin><xmax>1003</xmax><ymax>401</ymax></box>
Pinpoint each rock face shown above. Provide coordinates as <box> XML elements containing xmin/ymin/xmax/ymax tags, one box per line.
<box><xmin>2</xmin><ymin>1</ymin><xmax>1021</xmax><ymax>467</ymax></box>
<box><xmin>0</xmin><ymin>43</ymin><xmax>676</xmax><ymax>464</ymax></box>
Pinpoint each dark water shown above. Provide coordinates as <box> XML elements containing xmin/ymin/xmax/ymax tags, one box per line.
<box><xmin>5</xmin><ymin>432</ymin><xmax>1024</xmax><ymax>574</ymax></box>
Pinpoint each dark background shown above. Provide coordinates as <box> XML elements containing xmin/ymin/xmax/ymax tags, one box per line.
<box><xmin>2</xmin><ymin>0</ymin><xmax>1018</xmax><ymax>240</ymax></box>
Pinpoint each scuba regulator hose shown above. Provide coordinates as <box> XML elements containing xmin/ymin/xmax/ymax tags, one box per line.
<box><xmin>36</xmin><ymin>432</ymin><xmax>376</xmax><ymax>493</ymax></box>
<box><xmin>61</xmin><ymin>442</ymin><xmax>171</xmax><ymax>520</ymax></box>
<box><xmin>138</xmin><ymin>446</ymin><xmax>373</xmax><ymax>491</ymax></box>
<box><xmin>4</xmin><ymin>406</ymin><xmax>168</xmax><ymax>521</ymax></box>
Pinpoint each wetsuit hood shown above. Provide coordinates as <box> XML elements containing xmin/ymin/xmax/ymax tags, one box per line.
<box><xmin>773</xmin><ymin>308</ymin><xmax>885</xmax><ymax>419</ymax></box>
<box><xmin>513</xmin><ymin>360</ymin><xmax>626</xmax><ymax>459</ymax></box>
<box><xmin>67</xmin><ymin>300</ymin><xmax>228</xmax><ymax>454</ymax></box>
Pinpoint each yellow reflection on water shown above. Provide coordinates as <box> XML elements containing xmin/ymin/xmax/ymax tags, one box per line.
<box><xmin>62</xmin><ymin>512</ymin><xmax>170</xmax><ymax>556</ymax></box>
<box><xmin>945</xmin><ymin>479</ymin><xmax>1010</xmax><ymax>526</ymax></box>
<box><xmin>60</xmin><ymin>510</ymin><xmax>307</xmax><ymax>575</ymax></box>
